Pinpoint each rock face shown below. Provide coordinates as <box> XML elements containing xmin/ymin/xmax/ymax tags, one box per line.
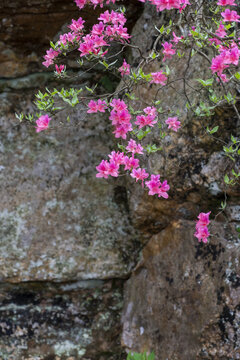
<box><xmin>122</xmin><ymin>220</ymin><xmax>240</xmax><ymax>359</ymax></box>
<box><xmin>0</xmin><ymin>1</ymin><xmax>239</xmax><ymax>360</ymax></box>
<box><xmin>0</xmin><ymin>106</ymin><xmax>139</xmax><ymax>282</ymax></box>
<box><xmin>0</xmin><ymin>280</ymin><xmax>125</xmax><ymax>359</ymax></box>
<box><xmin>0</xmin><ymin>1</ymin><xmax>142</xmax><ymax>358</ymax></box>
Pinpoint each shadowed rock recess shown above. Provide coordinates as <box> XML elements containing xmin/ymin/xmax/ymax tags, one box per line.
<box><xmin>0</xmin><ymin>1</ymin><xmax>239</xmax><ymax>359</ymax></box>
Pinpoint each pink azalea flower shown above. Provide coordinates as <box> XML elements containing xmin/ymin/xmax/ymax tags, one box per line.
<box><xmin>126</xmin><ymin>139</ymin><xmax>144</xmax><ymax>155</ymax></box>
<box><xmin>224</xmin><ymin>46</ymin><xmax>239</xmax><ymax>66</ymax></box>
<box><xmin>108</xmin><ymin>151</ymin><xmax>125</xmax><ymax>165</ymax></box>
<box><xmin>158</xmin><ymin>180</ymin><xmax>170</xmax><ymax>199</ymax></box>
<box><xmin>143</xmin><ymin>106</ymin><xmax>157</xmax><ymax>117</ymax></box>
<box><xmin>150</xmin><ymin>71</ymin><xmax>167</xmax><ymax>85</ymax></box>
<box><xmin>194</xmin><ymin>226</ymin><xmax>210</xmax><ymax>243</ymax></box>
<box><xmin>96</xmin><ymin>160</ymin><xmax>109</xmax><ymax>179</ymax></box>
<box><xmin>114</xmin><ymin>25</ymin><xmax>130</xmax><ymax>41</ymax></box>
<box><xmin>36</xmin><ymin>115</ymin><xmax>51</xmax><ymax>133</ymax></box>
<box><xmin>162</xmin><ymin>42</ymin><xmax>176</xmax><ymax>61</ymax></box>
<box><xmin>42</xmin><ymin>48</ymin><xmax>59</xmax><ymax>68</ymax></box>
<box><xmin>96</xmin><ymin>159</ymin><xmax>119</xmax><ymax>178</ymax></box>
<box><xmin>194</xmin><ymin>212</ymin><xmax>211</xmax><ymax>243</ymax></box>
<box><xmin>110</xmin><ymin>99</ymin><xmax>127</xmax><ymax>111</ymax></box>
<box><xmin>87</xmin><ymin>100</ymin><xmax>107</xmax><ymax>113</ymax></box>
<box><xmin>221</xmin><ymin>9</ymin><xmax>240</xmax><ymax>22</ymax></box>
<box><xmin>123</xmin><ymin>156</ymin><xmax>139</xmax><ymax>171</ymax></box>
<box><xmin>165</xmin><ymin>117</ymin><xmax>181</xmax><ymax>132</ymax></box>
<box><xmin>131</xmin><ymin>168</ymin><xmax>149</xmax><ymax>187</ymax></box>
<box><xmin>55</xmin><ymin>64</ymin><xmax>65</xmax><ymax>74</ymax></box>
<box><xmin>172</xmin><ymin>31</ymin><xmax>183</xmax><ymax>43</ymax></box>
<box><xmin>215</xmin><ymin>22</ymin><xmax>227</xmax><ymax>38</ymax></box>
<box><xmin>135</xmin><ymin>115</ymin><xmax>157</xmax><ymax>129</ymax></box>
<box><xmin>211</xmin><ymin>54</ymin><xmax>229</xmax><ymax>75</ymax></box>
<box><xmin>113</xmin><ymin>123</ymin><xmax>132</xmax><ymax>139</ymax></box>
<box><xmin>92</xmin><ymin>22</ymin><xmax>105</xmax><ymax>36</ymax></box>
<box><xmin>217</xmin><ymin>73</ymin><xmax>229</xmax><ymax>82</ymax></box>
<box><xmin>98</xmin><ymin>10</ymin><xmax>111</xmax><ymax>24</ymax></box>
<box><xmin>196</xmin><ymin>212</ymin><xmax>211</xmax><ymax>227</ymax></box>
<box><xmin>75</xmin><ymin>0</ymin><xmax>87</xmax><ymax>9</ymax></box>
<box><xmin>145</xmin><ymin>174</ymin><xmax>170</xmax><ymax>197</ymax></box>
<box><xmin>118</xmin><ymin>59</ymin><xmax>130</xmax><ymax>77</ymax></box>
<box><xmin>217</xmin><ymin>0</ymin><xmax>236</xmax><ymax>5</ymax></box>
<box><xmin>195</xmin><ymin>212</ymin><xmax>211</xmax><ymax>243</ymax></box>
<box><xmin>69</xmin><ymin>17</ymin><xmax>85</xmax><ymax>33</ymax></box>
<box><xmin>145</xmin><ymin>174</ymin><xmax>161</xmax><ymax>195</ymax></box>
<box><xmin>109</xmin><ymin>109</ymin><xmax>131</xmax><ymax>125</ymax></box>
<box><xmin>107</xmin><ymin>161</ymin><xmax>119</xmax><ymax>177</ymax></box>
<box><xmin>208</xmin><ymin>38</ymin><xmax>222</xmax><ymax>46</ymax></box>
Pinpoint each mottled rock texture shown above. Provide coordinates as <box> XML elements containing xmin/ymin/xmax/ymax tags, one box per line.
<box><xmin>0</xmin><ymin>0</ymin><xmax>239</xmax><ymax>359</ymax></box>
<box><xmin>122</xmin><ymin>220</ymin><xmax>240</xmax><ymax>360</ymax></box>
<box><xmin>0</xmin><ymin>1</ymin><xmax>142</xmax><ymax>358</ymax></box>
<box><xmin>0</xmin><ymin>280</ymin><xmax>125</xmax><ymax>359</ymax></box>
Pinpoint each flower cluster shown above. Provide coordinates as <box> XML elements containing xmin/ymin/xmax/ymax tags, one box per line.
<box><xmin>87</xmin><ymin>99</ymin><xmax>107</xmax><ymax>113</ymax></box>
<box><xmin>75</xmin><ymin>0</ymin><xmax>116</xmax><ymax>9</ymax></box>
<box><xmin>109</xmin><ymin>99</ymin><xmax>132</xmax><ymax>139</ymax></box>
<box><xmin>75</xmin><ymin>0</ymin><xmax>191</xmax><ymax>11</ymax></box>
<box><xmin>55</xmin><ymin>64</ymin><xmax>65</xmax><ymax>74</ymax></box>
<box><xmin>126</xmin><ymin>139</ymin><xmax>144</xmax><ymax>154</ymax></box>
<box><xmin>96</xmin><ymin>141</ymin><xmax>170</xmax><ymax>197</ymax></box>
<box><xmin>43</xmin><ymin>10</ymin><xmax>130</xmax><ymax>68</ymax></box>
<box><xmin>194</xmin><ymin>212</ymin><xmax>211</xmax><ymax>243</ymax></box>
<box><xmin>135</xmin><ymin>107</ymin><xmax>158</xmax><ymax>129</ymax></box>
<box><xmin>165</xmin><ymin>117</ymin><xmax>181</xmax><ymax>132</ymax></box>
<box><xmin>35</xmin><ymin>115</ymin><xmax>51</xmax><ymax>133</ymax></box>
<box><xmin>217</xmin><ymin>0</ymin><xmax>236</xmax><ymax>5</ymax></box>
<box><xmin>118</xmin><ymin>59</ymin><xmax>130</xmax><ymax>77</ymax></box>
<box><xmin>43</xmin><ymin>48</ymin><xmax>60</xmax><ymax>68</ymax></box>
<box><xmin>211</xmin><ymin>44</ymin><xmax>239</xmax><ymax>81</ymax></box>
<box><xmin>221</xmin><ymin>9</ymin><xmax>240</xmax><ymax>22</ymax></box>
<box><xmin>150</xmin><ymin>71</ymin><xmax>167</xmax><ymax>85</ymax></box>
<box><xmin>145</xmin><ymin>175</ymin><xmax>170</xmax><ymax>198</ymax></box>
<box><xmin>162</xmin><ymin>41</ymin><xmax>176</xmax><ymax>62</ymax></box>
<box><xmin>138</xmin><ymin>0</ymin><xmax>190</xmax><ymax>12</ymax></box>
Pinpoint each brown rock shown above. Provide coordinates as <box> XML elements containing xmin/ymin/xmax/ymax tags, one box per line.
<box><xmin>122</xmin><ymin>220</ymin><xmax>240</xmax><ymax>359</ymax></box>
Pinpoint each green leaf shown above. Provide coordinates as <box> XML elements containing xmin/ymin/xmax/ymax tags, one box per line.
<box><xmin>234</xmin><ymin>72</ymin><xmax>240</xmax><ymax>80</ymax></box>
<box><xmin>159</xmin><ymin>25</ymin><xmax>165</xmax><ymax>34</ymax></box>
<box><xmin>85</xmin><ymin>86</ymin><xmax>94</xmax><ymax>93</ymax></box>
<box><xmin>207</xmin><ymin>126</ymin><xmax>219</xmax><ymax>134</ymax></box>
<box><xmin>165</xmin><ymin>65</ymin><xmax>170</xmax><ymax>76</ymax></box>
<box><xmin>220</xmin><ymin>200</ymin><xmax>227</xmax><ymax>210</ymax></box>
<box><xmin>99</xmin><ymin>60</ymin><xmax>109</xmax><ymax>69</ymax></box>
<box><xmin>125</xmin><ymin>93</ymin><xmax>138</xmax><ymax>101</ymax></box>
<box><xmin>15</xmin><ymin>113</ymin><xmax>24</xmax><ymax>122</ymax></box>
<box><xmin>117</xmin><ymin>144</ymin><xmax>126</xmax><ymax>152</ymax></box>
<box><xmin>177</xmin><ymin>50</ymin><xmax>185</xmax><ymax>58</ymax></box>
<box><xmin>150</xmin><ymin>51</ymin><xmax>157</xmax><ymax>59</ymax></box>
<box><xmin>191</xmin><ymin>49</ymin><xmax>196</xmax><ymax>57</ymax></box>
<box><xmin>50</xmin><ymin>41</ymin><xmax>56</xmax><ymax>49</ymax></box>
<box><xmin>145</xmin><ymin>144</ymin><xmax>162</xmax><ymax>154</ymax></box>
<box><xmin>224</xmin><ymin>174</ymin><xmax>230</xmax><ymax>184</ymax></box>
<box><xmin>224</xmin><ymin>92</ymin><xmax>234</xmax><ymax>103</ymax></box>
<box><xmin>196</xmin><ymin>78</ymin><xmax>214</xmax><ymax>87</ymax></box>
<box><xmin>137</xmin><ymin>128</ymin><xmax>151</xmax><ymax>140</ymax></box>
<box><xmin>148</xmin><ymin>353</ymin><xmax>155</xmax><ymax>360</ymax></box>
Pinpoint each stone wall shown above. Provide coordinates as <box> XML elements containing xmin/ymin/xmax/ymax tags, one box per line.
<box><xmin>0</xmin><ymin>1</ymin><xmax>239</xmax><ymax>359</ymax></box>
